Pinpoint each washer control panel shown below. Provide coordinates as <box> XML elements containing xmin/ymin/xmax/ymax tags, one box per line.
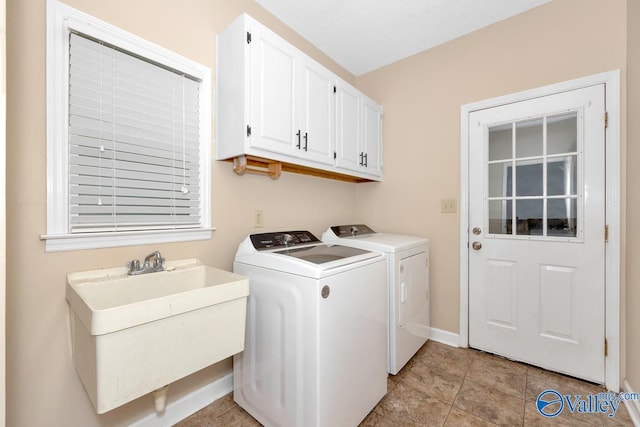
<box><xmin>250</xmin><ymin>231</ymin><xmax>321</xmax><ymax>250</ymax></box>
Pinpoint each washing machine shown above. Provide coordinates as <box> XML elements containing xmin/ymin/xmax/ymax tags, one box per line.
<box><xmin>322</xmin><ymin>224</ymin><xmax>429</xmax><ymax>375</ymax></box>
<box><xmin>233</xmin><ymin>230</ymin><xmax>387</xmax><ymax>427</ymax></box>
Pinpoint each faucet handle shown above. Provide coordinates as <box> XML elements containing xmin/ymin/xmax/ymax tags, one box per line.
<box><xmin>127</xmin><ymin>259</ymin><xmax>141</xmax><ymax>271</ymax></box>
<box><xmin>155</xmin><ymin>255</ymin><xmax>165</xmax><ymax>269</ymax></box>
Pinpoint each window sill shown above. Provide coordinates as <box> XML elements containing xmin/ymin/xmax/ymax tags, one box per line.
<box><xmin>40</xmin><ymin>228</ymin><xmax>215</xmax><ymax>252</ymax></box>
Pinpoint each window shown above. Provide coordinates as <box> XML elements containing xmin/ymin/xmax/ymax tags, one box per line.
<box><xmin>44</xmin><ymin>0</ymin><xmax>212</xmax><ymax>251</ymax></box>
<box><xmin>486</xmin><ymin>112</ymin><xmax>580</xmax><ymax>239</ymax></box>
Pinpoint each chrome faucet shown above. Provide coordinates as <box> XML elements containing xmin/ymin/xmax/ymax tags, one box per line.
<box><xmin>126</xmin><ymin>251</ymin><xmax>165</xmax><ymax>275</ymax></box>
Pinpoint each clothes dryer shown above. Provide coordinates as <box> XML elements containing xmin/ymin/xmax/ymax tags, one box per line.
<box><xmin>322</xmin><ymin>224</ymin><xmax>429</xmax><ymax>375</ymax></box>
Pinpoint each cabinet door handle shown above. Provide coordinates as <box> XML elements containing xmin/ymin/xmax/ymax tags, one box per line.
<box><xmin>296</xmin><ymin>130</ymin><xmax>301</xmax><ymax>149</ymax></box>
<box><xmin>359</xmin><ymin>152</ymin><xmax>364</xmax><ymax>166</ymax></box>
<box><xmin>364</xmin><ymin>153</ymin><xmax>368</xmax><ymax>167</ymax></box>
<box><xmin>303</xmin><ymin>132</ymin><xmax>308</xmax><ymax>151</ymax></box>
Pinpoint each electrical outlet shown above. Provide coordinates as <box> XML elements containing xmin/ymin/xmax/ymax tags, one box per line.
<box><xmin>441</xmin><ymin>199</ymin><xmax>457</xmax><ymax>213</ymax></box>
<box><xmin>254</xmin><ymin>210</ymin><xmax>264</xmax><ymax>228</ymax></box>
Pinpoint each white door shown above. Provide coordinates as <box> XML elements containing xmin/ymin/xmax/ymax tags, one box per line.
<box><xmin>398</xmin><ymin>252</ymin><xmax>429</xmax><ymax>333</ymax></box>
<box><xmin>249</xmin><ymin>25</ymin><xmax>298</xmax><ymax>156</ymax></box>
<box><xmin>335</xmin><ymin>81</ymin><xmax>362</xmax><ymax>173</ymax></box>
<box><xmin>299</xmin><ymin>59</ymin><xmax>335</xmax><ymax>165</ymax></box>
<box><xmin>468</xmin><ymin>85</ymin><xmax>606</xmax><ymax>383</ymax></box>
<box><xmin>362</xmin><ymin>96</ymin><xmax>382</xmax><ymax>176</ymax></box>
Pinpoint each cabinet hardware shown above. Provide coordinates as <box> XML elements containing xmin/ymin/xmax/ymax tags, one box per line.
<box><xmin>359</xmin><ymin>152</ymin><xmax>364</xmax><ymax>166</ymax></box>
<box><xmin>247</xmin><ymin>125</ymin><xmax>252</xmax><ymax>137</ymax></box>
<box><xmin>296</xmin><ymin>130</ymin><xmax>301</xmax><ymax>149</ymax></box>
<box><xmin>333</xmin><ymin>85</ymin><xmax>336</xmax><ymax>94</ymax></box>
<box><xmin>303</xmin><ymin>132</ymin><xmax>308</xmax><ymax>151</ymax></box>
<box><xmin>333</xmin><ymin>151</ymin><xmax>337</xmax><ymax>159</ymax></box>
<box><xmin>247</xmin><ymin>31</ymin><xmax>252</xmax><ymax>44</ymax></box>
<box><xmin>364</xmin><ymin>153</ymin><xmax>368</xmax><ymax>167</ymax></box>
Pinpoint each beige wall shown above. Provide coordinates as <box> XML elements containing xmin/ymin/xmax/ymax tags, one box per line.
<box><xmin>6</xmin><ymin>0</ymin><xmax>357</xmax><ymax>426</ymax></box>
<box><xmin>626</xmin><ymin>0</ymin><xmax>640</xmax><ymax>393</ymax></box>
<box><xmin>356</xmin><ymin>0</ymin><xmax>629</xmax><ymax>367</ymax></box>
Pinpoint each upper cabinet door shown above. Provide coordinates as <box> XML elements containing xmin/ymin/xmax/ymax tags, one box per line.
<box><xmin>335</xmin><ymin>81</ymin><xmax>383</xmax><ymax>178</ymax></box>
<box><xmin>335</xmin><ymin>82</ymin><xmax>362</xmax><ymax>173</ymax></box>
<box><xmin>299</xmin><ymin>58</ymin><xmax>335</xmax><ymax>165</ymax></box>
<box><xmin>362</xmin><ymin>96</ymin><xmax>383</xmax><ymax>176</ymax></box>
<box><xmin>249</xmin><ymin>25</ymin><xmax>299</xmax><ymax>156</ymax></box>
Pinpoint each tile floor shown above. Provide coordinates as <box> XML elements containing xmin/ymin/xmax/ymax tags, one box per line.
<box><xmin>176</xmin><ymin>341</ymin><xmax>635</xmax><ymax>426</ymax></box>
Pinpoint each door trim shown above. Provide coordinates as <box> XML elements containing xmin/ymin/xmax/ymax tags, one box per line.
<box><xmin>459</xmin><ymin>70</ymin><xmax>621</xmax><ymax>391</ymax></box>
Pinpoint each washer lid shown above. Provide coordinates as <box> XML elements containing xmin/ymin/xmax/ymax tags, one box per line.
<box><xmin>323</xmin><ymin>225</ymin><xmax>429</xmax><ymax>253</ymax></box>
<box><xmin>235</xmin><ymin>231</ymin><xmax>384</xmax><ymax>278</ymax></box>
<box><xmin>274</xmin><ymin>244</ymin><xmax>370</xmax><ymax>265</ymax></box>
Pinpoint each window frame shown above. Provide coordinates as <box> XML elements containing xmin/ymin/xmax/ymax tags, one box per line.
<box><xmin>44</xmin><ymin>0</ymin><xmax>213</xmax><ymax>252</ymax></box>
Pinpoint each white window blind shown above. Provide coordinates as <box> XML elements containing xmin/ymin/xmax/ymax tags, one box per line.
<box><xmin>68</xmin><ymin>32</ymin><xmax>202</xmax><ymax>233</ymax></box>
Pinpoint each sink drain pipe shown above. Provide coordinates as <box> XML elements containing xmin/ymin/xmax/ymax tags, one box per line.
<box><xmin>152</xmin><ymin>385</ymin><xmax>169</xmax><ymax>413</ymax></box>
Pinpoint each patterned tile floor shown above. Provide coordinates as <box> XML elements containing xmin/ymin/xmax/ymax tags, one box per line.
<box><xmin>176</xmin><ymin>341</ymin><xmax>635</xmax><ymax>426</ymax></box>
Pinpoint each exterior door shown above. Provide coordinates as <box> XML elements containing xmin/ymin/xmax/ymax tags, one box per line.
<box><xmin>468</xmin><ymin>85</ymin><xmax>606</xmax><ymax>383</ymax></box>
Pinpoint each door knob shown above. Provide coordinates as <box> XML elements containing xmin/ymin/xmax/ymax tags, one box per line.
<box><xmin>472</xmin><ymin>241</ymin><xmax>482</xmax><ymax>250</ymax></box>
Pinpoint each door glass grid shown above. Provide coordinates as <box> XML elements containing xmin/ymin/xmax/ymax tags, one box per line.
<box><xmin>487</xmin><ymin>112</ymin><xmax>579</xmax><ymax>238</ymax></box>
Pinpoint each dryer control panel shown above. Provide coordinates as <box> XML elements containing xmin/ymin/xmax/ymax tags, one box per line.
<box><xmin>250</xmin><ymin>231</ymin><xmax>321</xmax><ymax>250</ymax></box>
<box><xmin>330</xmin><ymin>224</ymin><xmax>376</xmax><ymax>238</ymax></box>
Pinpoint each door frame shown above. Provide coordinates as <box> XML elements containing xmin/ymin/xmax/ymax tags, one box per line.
<box><xmin>459</xmin><ymin>70</ymin><xmax>621</xmax><ymax>392</ymax></box>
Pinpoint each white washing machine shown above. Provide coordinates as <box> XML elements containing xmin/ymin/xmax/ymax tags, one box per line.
<box><xmin>233</xmin><ymin>231</ymin><xmax>387</xmax><ymax>427</ymax></box>
<box><xmin>322</xmin><ymin>224</ymin><xmax>429</xmax><ymax>375</ymax></box>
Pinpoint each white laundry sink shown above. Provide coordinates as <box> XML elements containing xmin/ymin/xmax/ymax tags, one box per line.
<box><xmin>66</xmin><ymin>259</ymin><xmax>249</xmax><ymax>414</ymax></box>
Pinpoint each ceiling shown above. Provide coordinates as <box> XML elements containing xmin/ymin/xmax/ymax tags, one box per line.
<box><xmin>254</xmin><ymin>0</ymin><xmax>552</xmax><ymax>76</ymax></box>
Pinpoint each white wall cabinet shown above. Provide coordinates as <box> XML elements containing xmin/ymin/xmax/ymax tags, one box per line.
<box><xmin>217</xmin><ymin>14</ymin><xmax>382</xmax><ymax>181</ymax></box>
<box><xmin>335</xmin><ymin>80</ymin><xmax>383</xmax><ymax>177</ymax></box>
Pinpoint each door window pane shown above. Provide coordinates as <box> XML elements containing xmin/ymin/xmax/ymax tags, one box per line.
<box><xmin>547</xmin><ymin>156</ymin><xmax>577</xmax><ymax>196</ymax></box>
<box><xmin>548</xmin><ymin>198</ymin><xmax>577</xmax><ymax>237</ymax></box>
<box><xmin>489</xmin><ymin>124</ymin><xmax>512</xmax><ymax>161</ymax></box>
<box><xmin>515</xmin><ymin>199</ymin><xmax>543</xmax><ymax>236</ymax></box>
<box><xmin>489</xmin><ymin>199</ymin><xmax>511</xmax><ymax>235</ymax></box>
<box><xmin>548</xmin><ymin>113</ymin><xmax>578</xmax><ymax>155</ymax></box>
<box><xmin>516</xmin><ymin>118</ymin><xmax>543</xmax><ymax>158</ymax></box>
<box><xmin>514</xmin><ymin>161</ymin><xmax>543</xmax><ymax>197</ymax></box>
<box><xmin>489</xmin><ymin>163</ymin><xmax>509</xmax><ymax>198</ymax></box>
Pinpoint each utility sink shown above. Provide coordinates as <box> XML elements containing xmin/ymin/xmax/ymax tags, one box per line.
<box><xmin>66</xmin><ymin>259</ymin><xmax>249</xmax><ymax>414</ymax></box>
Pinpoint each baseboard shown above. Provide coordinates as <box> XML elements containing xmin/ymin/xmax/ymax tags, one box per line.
<box><xmin>429</xmin><ymin>327</ymin><xmax>460</xmax><ymax>348</ymax></box>
<box><xmin>623</xmin><ymin>379</ymin><xmax>640</xmax><ymax>426</ymax></box>
<box><xmin>130</xmin><ymin>373</ymin><xmax>233</xmax><ymax>427</ymax></box>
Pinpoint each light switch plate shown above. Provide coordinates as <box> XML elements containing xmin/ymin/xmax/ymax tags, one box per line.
<box><xmin>441</xmin><ymin>199</ymin><xmax>457</xmax><ymax>213</ymax></box>
<box><xmin>254</xmin><ymin>210</ymin><xmax>264</xmax><ymax>228</ymax></box>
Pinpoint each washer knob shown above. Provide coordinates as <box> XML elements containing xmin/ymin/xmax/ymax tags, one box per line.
<box><xmin>282</xmin><ymin>233</ymin><xmax>294</xmax><ymax>247</ymax></box>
